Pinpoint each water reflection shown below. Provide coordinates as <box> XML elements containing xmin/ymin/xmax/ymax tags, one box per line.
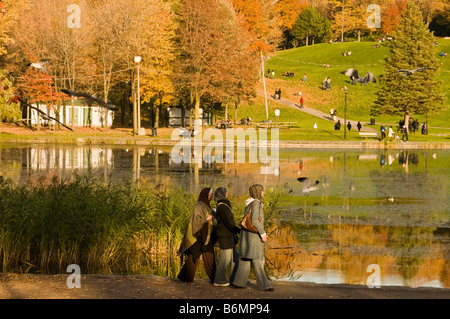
<box><xmin>267</xmin><ymin>223</ymin><xmax>449</xmax><ymax>288</ymax></box>
<box><xmin>0</xmin><ymin>145</ymin><xmax>448</xmax><ymax>288</ymax></box>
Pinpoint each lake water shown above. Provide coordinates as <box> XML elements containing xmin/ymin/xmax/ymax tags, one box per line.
<box><xmin>0</xmin><ymin>144</ymin><xmax>449</xmax><ymax>289</ymax></box>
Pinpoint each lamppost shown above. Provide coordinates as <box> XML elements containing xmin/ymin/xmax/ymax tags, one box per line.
<box><xmin>260</xmin><ymin>51</ymin><xmax>269</xmax><ymax>122</ymax></box>
<box><xmin>341</xmin><ymin>0</ymin><xmax>345</xmax><ymax>42</ymax></box>
<box><xmin>134</xmin><ymin>56</ymin><xmax>142</xmax><ymax>135</ymax></box>
<box><xmin>343</xmin><ymin>86</ymin><xmax>348</xmax><ymax>139</ymax></box>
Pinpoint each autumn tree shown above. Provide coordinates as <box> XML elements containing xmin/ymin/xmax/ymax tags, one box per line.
<box><xmin>414</xmin><ymin>0</ymin><xmax>447</xmax><ymax>25</ymax></box>
<box><xmin>230</xmin><ymin>0</ymin><xmax>283</xmax><ymax>54</ymax></box>
<box><xmin>0</xmin><ymin>69</ymin><xmax>20</xmax><ymax>122</ymax></box>
<box><xmin>271</xmin><ymin>0</ymin><xmax>308</xmax><ymax>49</ymax></box>
<box><xmin>174</xmin><ymin>0</ymin><xmax>257</xmax><ymax>131</ymax></box>
<box><xmin>383</xmin><ymin>0</ymin><xmax>407</xmax><ymax>34</ymax></box>
<box><xmin>330</xmin><ymin>0</ymin><xmax>391</xmax><ymax>42</ymax></box>
<box><xmin>371</xmin><ymin>2</ymin><xmax>447</xmax><ymax>140</ymax></box>
<box><xmin>17</xmin><ymin>68</ymin><xmax>66</xmax><ymax>130</ymax></box>
<box><xmin>10</xmin><ymin>0</ymin><xmax>96</xmax><ymax>129</ymax></box>
<box><xmin>89</xmin><ymin>0</ymin><xmax>176</xmax><ymax>129</ymax></box>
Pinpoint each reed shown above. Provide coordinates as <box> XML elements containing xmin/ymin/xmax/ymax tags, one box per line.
<box><xmin>0</xmin><ymin>176</ymin><xmax>286</xmax><ymax>276</ymax></box>
<box><xmin>0</xmin><ymin>174</ymin><xmax>195</xmax><ymax>275</ymax></box>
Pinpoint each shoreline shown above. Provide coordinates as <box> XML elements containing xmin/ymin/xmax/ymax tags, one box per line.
<box><xmin>1</xmin><ymin>137</ymin><xmax>449</xmax><ymax>150</ymax></box>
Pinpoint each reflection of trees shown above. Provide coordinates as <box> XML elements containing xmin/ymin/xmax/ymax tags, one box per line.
<box><xmin>370</xmin><ymin>152</ymin><xmax>443</xmax><ymax>284</ymax></box>
<box><xmin>327</xmin><ymin>223</ymin><xmax>389</xmax><ymax>285</ymax></box>
<box><xmin>434</xmin><ymin>227</ymin><xmax>450</xmax><ymax>288</ymax></box>
<box><xmin>387</xmin><ymin>226</ymin><xmax>434</xmax><ymax>285</ymax></box>
<box><xmin>265</xmin><ymin>223</ymin><xmax>330</xmax><ymax>280</ymax></box>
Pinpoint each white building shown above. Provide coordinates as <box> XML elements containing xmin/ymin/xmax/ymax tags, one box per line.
<box><xmin>30</xmin><ymin>101</ymin><xmax>114</xmax><ymax>128</ymax></box>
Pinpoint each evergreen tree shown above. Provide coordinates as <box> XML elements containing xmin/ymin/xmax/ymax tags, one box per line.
<box><xmin>371</xmin><ymin>1</ymin><xmax>447</xmax><ymax>140</ymax></box>
<box><xmin>292</xmin><ymin>6</ymin><xmax>331</xmax><ymax>46</ymax></box>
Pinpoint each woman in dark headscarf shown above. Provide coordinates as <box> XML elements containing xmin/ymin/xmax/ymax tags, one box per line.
<box><xmin>213</xmin><ymin>187</ymin><xmax>240</xmax><ymax>287</ymax></box>
<box><xmin>231</xmin><ymin>184</ymin><xmax>274</xmax><ymax>291</ymax></box>
<box><xmin>177</xmin><ymin>187</ymin><xmax>216</xmax><ymax>283</ymax></box>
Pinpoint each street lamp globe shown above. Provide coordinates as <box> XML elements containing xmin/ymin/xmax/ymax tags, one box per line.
<box><xmin>134</xmin><ymin>56</ymin><xmax>141</xmax><ymax>63</ymax></box>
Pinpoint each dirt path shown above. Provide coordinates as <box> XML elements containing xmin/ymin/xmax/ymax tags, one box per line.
<box><xmin>1</xmin><ymin>273</ymin><xmax>449</xmax><ymax>299</ymax></box>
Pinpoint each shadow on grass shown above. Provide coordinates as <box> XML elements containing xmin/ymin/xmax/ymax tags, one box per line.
<box><xmin>320</xmin><ymin>129</ymin><xmax>344</xmax><ymax>140</ymax></box>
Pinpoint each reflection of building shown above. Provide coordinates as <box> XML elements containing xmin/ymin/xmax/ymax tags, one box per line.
<box><xmin>29</xmin><ymin>147</ymin><xmax>113</xmax><ymax>170</ymax></box>
<box><xmin>30</xmin><ymin>101</ymin><xmax>113</xmax><ymax>128</ymax></box>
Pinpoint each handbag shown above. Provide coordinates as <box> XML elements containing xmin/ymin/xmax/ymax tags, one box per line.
<box><xmin>239</xmin><ymin>202</ymin><xmax>260</xmax><ymax>233</ymax></box>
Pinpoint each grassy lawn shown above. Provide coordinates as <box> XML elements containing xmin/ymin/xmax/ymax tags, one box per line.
<box><xmin>246</xmin><ymin>39</ymin><xmax>450</xmax><ymax>129</ymax></box>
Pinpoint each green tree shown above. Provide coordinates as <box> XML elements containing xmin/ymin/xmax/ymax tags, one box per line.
<box><xmin>371</xmin><ymin>2</ymin><xmax>447</xmax><ymax>140</ymax></box>
<box><xmin>292</xmin><ymin>5</ymin><xmax>331</xmax><ymax>46</ymax></box>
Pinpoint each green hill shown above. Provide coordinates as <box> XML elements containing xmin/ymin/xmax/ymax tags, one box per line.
<box><xmin>252</xmin><ymin>40</ymin><xmax>450</xmax><ymax>129</ymax></box>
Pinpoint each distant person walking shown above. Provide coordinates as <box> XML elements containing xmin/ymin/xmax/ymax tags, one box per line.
<box><xmin>299</xmin><ymin>96</ymin><xmax>304</xmax><ymax>108</ymax></box>
<box><xmin>334</xmin><ymin>120</ymin><xmax>341</xmax><ymax>130</ymax></box>
<box><xmin>303</xmin><ymin>74</ymin><xmax>307</xmax><ymax>82</ymax></box>
<box><xmin>347</xmin><ymin>122</ymin><xmax>352</xmax><ymax>131</ymax></box>
<box><xmin>380</xmin><ymin>124</ymin><xmax>386</xmax><ymax>139</ymax></box>
<box><xmin>357</xmin><ymin>121</ymin><xmax>362</xmax><ymax>132</ymax></box>
<box><xmin>232</xmin><ymin>184</ymin><xmax>273</xmax><ymax>291</ymax></box>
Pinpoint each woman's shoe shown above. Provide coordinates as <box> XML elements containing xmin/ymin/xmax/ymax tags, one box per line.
<box><xmin>263</xmin><ymin>287</ymin><xmax>274</xmax><ymax>291</ymax></box>
<box><xmin>213</xmin><ymin>282</ymin><xmax>230</xmax><ymax>287</ymax></box>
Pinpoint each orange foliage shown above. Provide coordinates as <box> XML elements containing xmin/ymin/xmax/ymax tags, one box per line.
<box><xmin>383</xmin><ymin>0</ymin><xmax>407</xmax><ymax>34</ymax></box>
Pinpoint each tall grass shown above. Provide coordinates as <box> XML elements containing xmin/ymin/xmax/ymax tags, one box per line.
<box><xmin>0</xmin><ymin>174</ymin><xmax>196</xmax><ymax>276</ymax></box>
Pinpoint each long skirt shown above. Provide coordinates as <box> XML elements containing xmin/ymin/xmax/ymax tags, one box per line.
<box><xmin>177</xmin><ymin>242</ymin><xmax>216</xmax><ymax>283</ymax></box>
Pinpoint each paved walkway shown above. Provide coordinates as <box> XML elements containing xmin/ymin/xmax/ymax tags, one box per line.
<box><xmin>257</xmin><ymin>90</ymin><xmax>378</xmax><ymax>133</ymax></box>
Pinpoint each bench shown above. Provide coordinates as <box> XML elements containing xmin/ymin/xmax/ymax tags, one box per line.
<box><xmin>359</xmin><ymin>132</ymin><xmax>379</xmax><ymax>138</ymax></box>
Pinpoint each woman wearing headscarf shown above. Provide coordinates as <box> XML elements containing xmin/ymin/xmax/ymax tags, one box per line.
<box><xmin>213</xmin><ymin>187</ymin><xmax>240</xmax><ymax>287</ymax></box>
<box><xmin>232</xmin><ymin>184</ymin><xmax>274</xmax><ymax>291</ymax></box>
<box><xmin>177</xmin><ymin>187</ymin><xmax>216</xmax><ymax>283</ymax></box>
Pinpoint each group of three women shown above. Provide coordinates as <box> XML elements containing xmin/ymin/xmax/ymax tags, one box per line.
<box><xmin>177</xmin><ymin>184</ymin><xmax>274</xmax><ymax>291</ymax></box>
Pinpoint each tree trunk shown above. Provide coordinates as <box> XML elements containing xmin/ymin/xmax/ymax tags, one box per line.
<box><xmin>357</xmin><ymin>30</ymin><xmax>361</xmax><ymax>42</ymax></box>
<box><xmin>36</xmin><ymin>101</ymin><xmax>40</xmax><ymax>131</ymax></box>
<box><xmin>305</xmin><ymin>34</ymin><xmax>309</xmax><ymax>46</ymax></box>
<box><xmin>181</xmin><ymin>103</ymin><xmax>186</xmax><ymax>128</ymax></box>
<box><xmin>155</xmin><ymin>101</ymin><xmax>160</xmax><ymax>129</ymax></box>
<box><xmin>225</xmin><ymin>102</ymin><xmax>228</xmax><ymax>121</ymax></box>
<box><xmin>194</xmin><ymin>90</ymin><xmax>200</xmax><ymax>131</ymax></box>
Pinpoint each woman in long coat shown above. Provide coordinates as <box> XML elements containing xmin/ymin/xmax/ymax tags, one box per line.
<box><xmin>213</xmin><ymin>187</ymin><xmax>240</xmax><ymax>287</ymax></box>
<box><xmin>177</xmin><ymin>187</ymin><xmax>216</xmax><ymax>283</ymax></box>
<box><xmin>232</xmin><ymin>184</ymin><xmax>273</xmax><ymax>291</ymax></box>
